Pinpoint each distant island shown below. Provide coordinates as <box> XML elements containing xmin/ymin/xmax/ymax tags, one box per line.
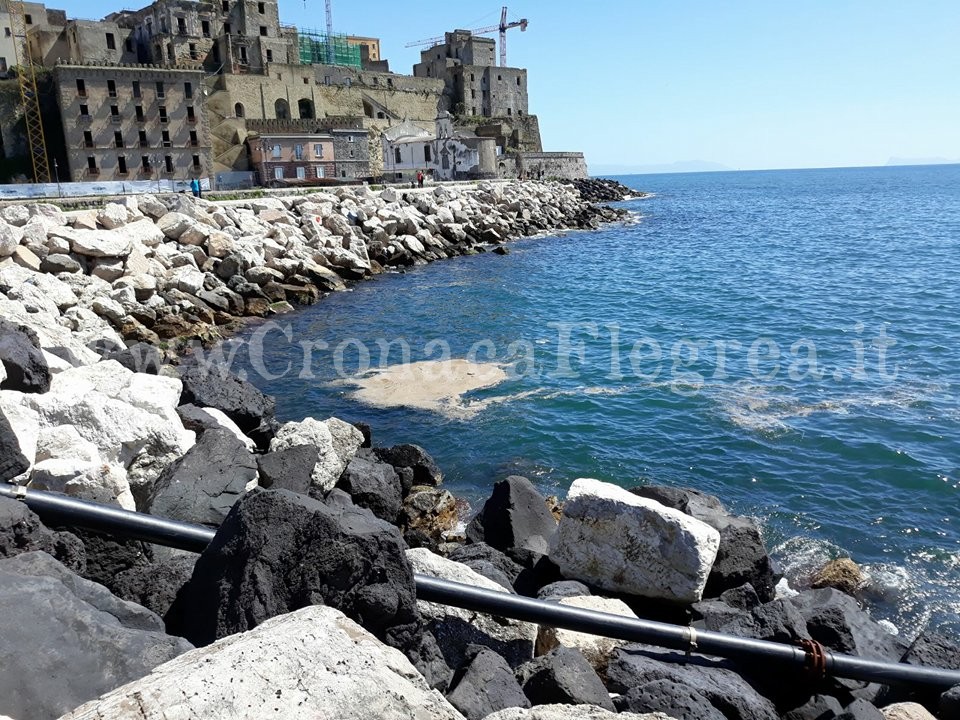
<box><xmin>886</xmin><ymin>156</ymin><xmax>960</xmax><ymax>166</ymax></box>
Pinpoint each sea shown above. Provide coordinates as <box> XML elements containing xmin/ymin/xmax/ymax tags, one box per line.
<box><xmin>224</xmin><ymin>164</ymin><xmax>960</xmax><ymax>638</ymax></box>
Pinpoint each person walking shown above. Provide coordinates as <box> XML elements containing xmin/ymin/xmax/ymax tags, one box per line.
<box><xmin>417</xmin><ymin>170</ymin><xmax>424</xmax><ymax>189</ymax></box>
<box><xmin>190</xmin><ymin>178</ymin><xmax>200</xmax><ymax>198</ymax></box>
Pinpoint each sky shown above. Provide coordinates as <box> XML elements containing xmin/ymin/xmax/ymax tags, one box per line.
<box><xmin>65</xmin><ymin>0</ymin><xmax>960</xmax><ymax>172</ymax></box>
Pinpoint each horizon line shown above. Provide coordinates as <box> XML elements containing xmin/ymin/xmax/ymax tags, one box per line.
<box><xmin>591</xmin><ymin>161</ymin><xmax>960</xmax><ymax>177</ymax></box>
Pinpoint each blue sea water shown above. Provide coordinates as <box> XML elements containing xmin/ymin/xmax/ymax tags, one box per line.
<box><xmin>226</xmin><ymin>164</ymin><xmax>960</xmax><ymax>637</ymax></box>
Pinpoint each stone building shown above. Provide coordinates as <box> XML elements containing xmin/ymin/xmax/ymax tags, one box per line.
<box><xmin>1</xmin><ymin>1</ymin><xmax>67</xmax><ymax>72</ymax></box>
<box><xmin>413</xmin><ymin>30</ymin><xmax>528</xmax><ymax>119</ymax></box>
<box><xmin>53</xmin><ymin>63</ymin><xmax>211</xmax><ymax>182</ymax></box>
<box><xmin>247</xmin><ymin>130</ymin><xmax>333</xmax><ymax>185</ymax></box>
<box><xmin>330</xmin><ymin>127</ymin><xmax>368</xmax><ymax>179</ymax></box>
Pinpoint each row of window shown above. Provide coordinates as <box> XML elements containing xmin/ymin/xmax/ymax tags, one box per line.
<box><xmin>78</xmin><ymin>103</ymin><xmax>197</xmax><ymax>124</ymax></box>
<box><xmin>271</xmin><ymin>165</ymin><xmax>326</xmax><ymax>180</ymax></box>
<box><xmin>86</xmin><ymin>153</ymin><xmax>202</xmax><ymax>174</ymax></box>
<box><xmin>76</xmin><ymin>79</ymin><xmax>192</xmax><ymax>100</ymax></box>
<box><xmin>83</xmin><ymin>129</ymin><xmax>199</xmax><ymax>149</ymax></box>
<box><xmin>393</xmin><ymin>145</ymin><xmax>432</xmax><ymax>164</ymax></box>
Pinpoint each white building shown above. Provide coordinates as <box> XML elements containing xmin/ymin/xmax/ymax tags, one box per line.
<box><xmin>380</xmin><ymin>112</ymin><xmax>496</xmax><ymax>182</ymax></box>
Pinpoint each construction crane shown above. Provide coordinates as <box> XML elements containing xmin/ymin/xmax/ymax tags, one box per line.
<box><xmin>8</xmin><ymin>0</ymin><xmax>51</xmax><ymax>183</ymax></box>
<box><xmin>405</xmin><ymin>6</ymin><xmax>528</xmax><ymax>67</ymax></box>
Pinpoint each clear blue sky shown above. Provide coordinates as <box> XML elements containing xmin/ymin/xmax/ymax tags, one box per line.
<box><xmin>67</xmin><ymin>0</ymin><xmax>960</xmax><ymax>171</ymax></box>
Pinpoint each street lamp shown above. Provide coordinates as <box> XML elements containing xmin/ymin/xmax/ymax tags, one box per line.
<box><xmin>52</xmin><ymin>158</ymin><xmax>62</xmax><ymax>198</ymax></box>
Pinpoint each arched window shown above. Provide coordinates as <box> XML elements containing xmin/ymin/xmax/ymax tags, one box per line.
<box><xmin>274</xmin><ymin>98</ymin><xmax>289</xmax><ymax>120</ymax></box>
<box><xmin>362</xmin><ymin>100</ymin><xmax>374</xmax><ymax>118</ymax></box>
<box><xmin>394</xmin><ymin>147</ymin><xmax>401</xmax><ymax>164</ymax></box>
<box><xmin>234</xmin><ymin>102</ymin><xmax>245</xmax><ymax>118</ymax></box>
<box><xmin>298</xmin><ymin>98</ymin><xmax>314</xmax><ymax>120</ymax></box>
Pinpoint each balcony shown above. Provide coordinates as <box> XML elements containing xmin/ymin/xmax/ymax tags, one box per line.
<box><xmin>110</xmin><ymin>115</ymin><xmax>122</xmax><ymax>124</ymax></box>
<box><xmin>78</xmin><ymin>114</ymin><xmax>92</xmax><ymax>124</ymax></box>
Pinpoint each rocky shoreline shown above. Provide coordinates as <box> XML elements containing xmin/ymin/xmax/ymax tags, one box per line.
<box><xmin>1</xmin><ymin>182</ymin><xmax>958</xmax><ymax>720</ymax></box>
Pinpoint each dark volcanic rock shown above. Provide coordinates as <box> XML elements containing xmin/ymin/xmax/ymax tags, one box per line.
<box><xmin>720</xmin><ymin>598</ymin><xmax>811</xmax><ymax>644</ymax></box>
<box><xmin>106</xmin><ymin>341</ymin><xmax>162</xmax><ymax>374</ymax></box>
<box><xmin>942</xmin><ymin>685</ymin><xmax>960</xmax><ymax>720</ymax></box>
<box><xmin>837</xmin><ymin>699</ymin><xmax>884</xmax><ymax>719</ymax></box>
<box><xmin>446</xmin><ymin>646</ymin><xmax>530</xmax><ymax>720</ymax></box>
<box><xmin>782</xmin><ymin>694</ymin><xmax>845</xmax><ymax>720</ymax></box>
<box><xmin>631</xmin><ymin>484</ymin><xmax>779</xmax><ymax>602</ymax></box>
<box><xmin>147</xmin><ymin>429</ymin><xmax>256</xmax><ymax>527</ymax></box>
<box><xmin>607</xmin><ymin>644</ymin><xmax>779</xmax><ymax>720</ymax></box>
<box><xmin>336</xmin><ymin>453</ymin><xmax>403</xmax><ymax>523</ymax></box>
<box><xmin>0</xmin><ymin>551</ymin><xmax>192</xmax><ymax>720</ymax></box>
<box><xmin>178</xmin><ymin>365</ymin><xmax>277</xmax><ymax>450</ymax></box>
<box><xmin>465</xmin><ymin>476</ymin><xmax>557</xmax><ymax>562</ymax></box>
<box><xmin>112</xmin><ymin>554</ymin><xmax>196</xmax><ymax>619</ymax></box>
<box><xmin>256</xmin><ymin>444</ymin><xmax>316</xmax><ymax>495</ymax></box>
<box><xmin>406</xmin><ymin>629</ymin><xmax>454</xmax><ymax>693</ymax></box>
<box><xmin>615</xmin><ymin>679</ymin><xmax>726</xmax><ymax>720</ymax></box>
<box><xmin>448</xmin><ymin>542</ymin><xmax>524</xmax><ymax>591</ymax></box>
<box><xmin>517</xmin><ymin>646</ymin><xmax>613</xmax><ymax>710</ymax></box>
<box><xmin>0</xmin><ymin>409</ymin><xmax>29</xmax><ymax>483</ymax></box>
<box><xmin>67</xmin><ymin>529</ymin><xmax>151</xmax><ymax>589</ymax></box>
<box><xmin>0</xmin><ymin>497</ymin><xmax>85</xmax><ymax>572</ymax></box>
<box><xmin>878</xmin><ymin>630</ymin><xmax>960</xmax><ymax>709</ymax></box>
<box><xmin>166</xmin><ymin>488</ymin><xmax>419</xmax><ymax>651</ymax></box>
<box><xmin>0</xmin><ymin>317</ymin><xmax>51</xmax><ymax>393</ymax></box>
<box><xmin>374</xmin><ymin>443</ymin><xmax>443</xmax><ymax>489</ymax></box>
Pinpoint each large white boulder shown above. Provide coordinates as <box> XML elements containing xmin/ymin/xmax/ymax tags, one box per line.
<box><xmin>59</xmin><ymin>605</ymin><xmax>464</xmax><ymax>720</ymax></box>
<box><xmin>549</xmin><ymin>478</ymin><xmax>720</xmax><ymax>603</ymax></box>
<box><xmin>121</xmin><ymin>218</ymin><xmax>166</xmax><ymax>248</ymax></box>
<box><xmin>29</xmin><ymin>458</ymin><xmax>135</xmax><ymax>510</ymax></box>
<box><xmin>407</xmin><ymin>548</ymin><xmax>538</xmax><ymax>668</ymax></box>
<box><xmin>268</xmin><ymin>417</ymin><xmax>362</xmax><ymax>493</ymax></box>
<box><xmin>49</xmin><ymin>226</ymin><xmax>133</xmax><ymax>258</ymax></box>
<box><xmin>35</xmin><ymin>425</ymin><xmax>101</xmax><ymax>464</ymax></box>
<box><xmin>0</xmin><ymin>221</ymin><xmax>21</xmax><ymax>257</ymax></box>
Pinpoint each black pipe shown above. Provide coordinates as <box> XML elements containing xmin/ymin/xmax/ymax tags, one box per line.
<box><xmin>5</xmin><ymin>484</ymin><xmax>960</xmax><ymax>690</ymax></box>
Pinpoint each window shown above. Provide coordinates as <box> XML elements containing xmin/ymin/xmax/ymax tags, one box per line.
<box><xmin>24</xmin><ymin>14</ymin><xmax>32</xmax><ymax>24</ymax></box>
<box><xmin>138</xmin><ymin>129</ymin><xmax>147</xmax><ymax>146</ymax></box>
<box><xmin>517</xmin><ymin>77</ymin><xmax>521</xmax><ymax>86</ymax></box>
<box><xmin>107</xmin><ymin>80</ymin><xmax>116</xmax><ymax>97</ymax></box>
<box><xmin>266</xmin><ymin>49</ymin><xmax>273</xmax><ymax>62</ymax></box>
<box><xmin>294</xmin><ymin>144</ymin><xmax>303</xmax><ymax>160</ymax></box>
<box><xmin>125</xmin><ymin>38</ymin><xmax>133</xmax><ymax>52</ymax></box>
<box><xmin>341</xmin><ymin>170</ymin><xmax>346</xmax><ymax>177</ymax></box>
<box><xmin>3</xmin><ymin>28</ymin><xmax>9</xmax><ymax>37</ymax></box>
<box><xmin>234</xmin><ymin>102</ymin><xmax>244</xmax><ymax>118</ymax></box>
<box><xmin>313</xmin><ymin>144</ymin><xmax>323</xmax><ymax>158</ymax></box>
<box><xmin>348</xmin><ymin>148</ymin><xmax>354</xmax><ymax>158</ymax></box>
<box><xmin>132</xmin><ymin>81</ymin><xmax>140</xmax><ymax>97</ymax></box>
<box><xmin>159</xmin><ymin>106</ymin><xmax>168</xmax><ymax>123</ymax></box>
<box><xmin>192</xmin><ymin>154</ymin><xmax>200</xmax><ymax>169</ymax></box>
<box><xmin>221</xmin><ymin>0</ymin><xmax>228</xmax><ymax>11</ymax></box>
<box><xmin>424</xmin><ymin>145</ymin><xmax>431</xmax><ymax>162</ymax></box>
<box><xmin>223</xmin><ymin>22</ymin><xmax>230</xmax><ymax>34</ymax></box>
<box><xmin>274</xmin><ymin>166</ymin><xmax>283</xmax><ymax>180</ymax></box>
<box><xmin>347</xmin><ymin>135</ymin><xmax>354</xmax><ymax>143</ymax></box>
<box><xmin>110</xmin><ymin>104</ymin><xmax>120</xmax><ymax>118</ymax></box>
<box><xmin>187</xmin><ymin>106</ymin><xmax>195</xmax><ymax>122</ymax></box>
<box><xmin>118</xmin><ymin>156</ymin><xmax>127</xmax><ymax>174</ymax></box>
<box><xmin>184</xmin><ymin>82</ymin><xmax>193</xmax><ymax>99</ymax></box>
<box><xmin>162</xmin><ymin>130</ymin><xmax>171</xmax><ymax>147</ymax></box>
<box><xmin>114</xmin><ymin>130</ymin><xmax>123</xmax><ymax>148</ymax></box>
<box><xmin>76</xmin><ymin>79</ymin><xmax>86</xmax><ymax>96</ymax></box>
<box><xmin>106</xmin><ymin>33</ymin><xmax>115</xmax><ymax>49</ymax></box>
<box><xmin>296</xmin><ymin>167</ymin><xmax>305</xmax><ymax>179</ymax></box>
<box><xmin>189</xmin><ymin>43</ymin><xmax>197</xmax><ymax>59</ymax></box>
<box><xmin>164</xmin><ymin>155</ymin><xmax>173</xmax><ymax>172</ymax></box>
<box><xmin>141</xmin><ymin>155</ymin><xmax>151</xmax><ymax>171</ymax></box>
<box><xmin>167</xmin><ymin>44</ymin><xmax>173</xmax><ymax>61</ymax></box>
<box><xmin>177</xmin><ymin>17</ymin><xmax>186</xmax><ymax>34</ymax></box>
<box><xmin>394</xmin><ymin>147</ymin><xmax>401</xmax><ymax>164</ymax></box>
<box><xmin>315</xmin><ymin>165</ymin><xmax>324</xmax><ymax>178</ymax></box>
<box><xmin>257</xmin><ymin>1</ymin><xmax>265</xmax><ymax>11</ymax></box>
<box><xmin>83</xmin><ymin>130</ymin><xmax>93</xmax><ymax>148</ymax></box>
<box><xmin>87</xmin><ymin>156</ymin><xmax>97</xmax><ymax>172</ymax></box>
<box><xmin>387</xmin><ymin>78</ymin><xmax>393</xmax><ymax>88</ymax></box>
<box><xmin>497</xmin><ymin>74</ymin><xmax>502</xmax><ymax>81</ymax></box>
<box><xmin>201</xmin><ymin>20</ymin><xmax>210</xmax><ymax>37</ymax></box>
<box><xmin>259</xmin><ymin>26</ymin><xmax>267</xmax><ymax>36</ymax></box>
<box><xmin>507</xmin><ymin>108</ymin><xmax>512</xmax><ymax>116</ymax></box>
<box><xmin>189</xmin><ymin>130</ymin><xmax>198</xmax><ymax>146</ymax></box>
<box><xmin>135</xmin><ymin>105</ymin><xmax>144</xmax><ymax>121</ymax></box>
<box><xmin>271</xmin><ymin>144</ymin><xmax>281</xmax><ymax>158</ymax></box>
<box><xmin>471</xmin><ymin>89</ymin><xmax>475</xmax><ymax>99</ymax></box>
<box><xmin>156</xmin><ymin>81</ymin><xmax>164</xmax><ymax>98</ymax></box>
<box><xmin>470</xmin><ymin>73</ymin><xmax>474</xmax><ymax>81</ymax></box>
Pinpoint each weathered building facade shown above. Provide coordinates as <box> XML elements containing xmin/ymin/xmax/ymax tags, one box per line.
<box><xmin>247</xmin><ymin>130</ymin><xmax>334</xmax><ymax>185</ymax></box>
<box><xmin>53</xmin><ymin>64</ymin><xmax>211</xmax><ymax>182</ymax></box>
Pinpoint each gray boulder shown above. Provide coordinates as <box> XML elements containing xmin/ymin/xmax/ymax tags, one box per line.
<box><xmin>466</xmin><ymin>475</ymin><xmax>557</xmax><ymax>562</ymax></box>
<box><xmin>782</xmin><ymin>694</ymin><xmax>845</xmax><ymax>720</ymax></box>
<box><xmin>0</xmin><ymin>318</ymin><xmax>51</xmax><ymax>393</ymax></box>
<box><xmin>166</xmin><ymin>488</ymin><xmax>420</xmax><ymax>652</ymax></box>
<box><xmin>517</xmin><ymin>646</ymin><xmax>614</xmax><ymax>710</ymax></box>
<box><xmin>106</xmin><ymin>342</ymin><xmax>162</xmax><ymax>375</ymax></box>
<box><xmin>256</xmin><ymin>444</ymin><xmax>316</xmax><ymax>495</ymax></box>
<box><xmin>941</xmin><ymin>685</ymin><xmax>960</xmax><ymax>720</ymax></box>
<box><xmin>447</xmin><ymin>647</ymin><xmax>530</xmax><ymax>720</ymax></box>
<box><xmin>147</xmin><ymin>429</ymin><xmax>256</xmax><ymax>527</ymax></box>
<box><xmin>375</xmin><ymin>443</ymin><xmax>443</xmax><ymax>490</ymax></box>
<box><xmin>837</xmin><ymin>699</ymin><xmax>884</xmax><ymax>719</ymax></box>
<box><xmin>337</xmin><ymin>451</ymin><xmax>403</xmax><ymax>522</ymax></box>
<box><xmin>178</xmin><ymin>364</ymin><xmax>277</xmax><ymax>449</ymax></box>
<box><xmin>111</xmin><ymin>554</ymin><xmax>196</xmax><ymax>619</ymax></box>
<box><xmin>0</xmin><ymin>551</ymin><xmax>192</xmax><ymax>720</ymax></box>
<box><xmin>449</xmin><ymin>541</ymin><xmax>524</xmax><ymax>591</ymax></box>
<box><xmin>0</xmin><ymin>497</ymin><xmax>85</xmax><ymax>572</ymax></box>
<box><xmin>537</xmin><ymin>580</ymin><xmax>592</xmax><ymax>602</ymax></box>
<box><xmin>606</xmin><ymin>643</ymin><xmax>779</xmax><ymax>720</ymax></box>
<box><xmin>0</xmin><ymin>409</ymin><xmax>29</xmax><ymax>483</ymax></box>
<box><xmin>614</xmin><ymin>679</ymin><xmax>726</xmax><ymax>720</ymax></box>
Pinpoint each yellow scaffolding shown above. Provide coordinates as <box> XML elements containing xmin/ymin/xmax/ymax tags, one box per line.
<box><xmin>8</xmin><ymin>0</ymin><xmax>51</xmax><ymax>183</ymax></box>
